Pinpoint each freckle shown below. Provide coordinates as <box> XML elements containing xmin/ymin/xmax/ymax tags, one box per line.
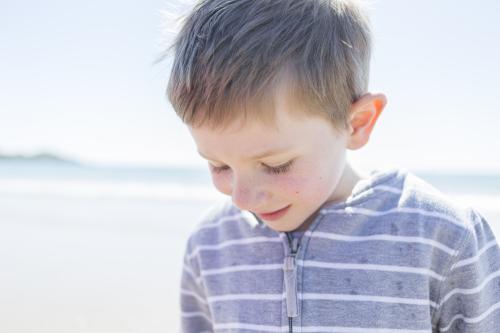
<box><xmin>349</xmin><ymin>290</ymin><xmax>358</xmax><ymax>295</ymax></box>
<box><xmin>345</xmin><ymin>277</ymin><xmax>351</xmax><ymax>284</ymax></box>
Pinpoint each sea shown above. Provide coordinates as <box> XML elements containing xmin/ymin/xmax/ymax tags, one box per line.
<box><xmin>1</xmin><ymin>161</ymin><xmax>499</xmax><ymax>333</ymax></box>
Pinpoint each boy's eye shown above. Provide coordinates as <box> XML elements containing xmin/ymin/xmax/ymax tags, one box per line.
<box><xmin>264</xmin><ymin>159</ymin><xmax>294</xmax><ymax>175</ymax></box>
<box><xmin>208</xmin><ymin>160</ymin><xmax>294</xmax><ymax>175</ymax></box>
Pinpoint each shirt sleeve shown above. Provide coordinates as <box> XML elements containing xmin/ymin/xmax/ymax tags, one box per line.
<box><xmin>180</xmin><ymin>239</ymin><xmax>214</xmax><ymax>333</ymax></box>
<box><xmin>433</xmin><ymin>210</ymin><xmax>500</xmax><ymax>332</ymax></box>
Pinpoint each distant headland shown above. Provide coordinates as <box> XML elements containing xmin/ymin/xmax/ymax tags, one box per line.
<box><xmin>0</xmin><ymin>152</ymin><xmax>80</xmax><ymax>165</ymax></box>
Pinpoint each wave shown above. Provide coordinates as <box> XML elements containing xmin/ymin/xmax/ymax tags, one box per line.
<box><xmin>0</xmin><ymin>178</ymin><xmax>223</xmax><ymax>201</ymax></box>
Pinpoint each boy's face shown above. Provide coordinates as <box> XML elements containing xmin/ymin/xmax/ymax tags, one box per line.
<box><xmin>189</xmin><ymin>97</ymin><xmax>352</xmax><ymax>233</ymax></box>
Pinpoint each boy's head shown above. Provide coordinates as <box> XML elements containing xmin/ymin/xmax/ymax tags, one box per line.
<box><xmin>166</xmin><ymin>0</ymin><xmax>387</xmax><ymax>232</ymax></box>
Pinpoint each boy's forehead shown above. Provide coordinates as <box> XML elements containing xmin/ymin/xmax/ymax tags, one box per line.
<box><xmin>192</xmin><ymin>126</ymin><xmax>280</xmax><ymax>162</ymax></box>
<box><xmin>189</xmin><ymin>112</ymin><xmax>293</xmax><ymax>160</ymax></box>
<box><xmin>189</xmin><ymin>99</ymin><xmax>341</xmax><ymax>161</ymax></box>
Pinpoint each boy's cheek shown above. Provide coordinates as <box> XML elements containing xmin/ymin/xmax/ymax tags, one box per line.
<box><xmin>280</xmin><ymin>174</ymin><xmax>333</xmax><ymax>203</ymax></box>
<box><xmin>267</xmin><ymin>175</ymin><xmax>310</xmax><ymax>202</ymax></box>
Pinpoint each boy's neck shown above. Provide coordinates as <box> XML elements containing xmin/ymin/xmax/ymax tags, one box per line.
<box><xmin>296</xmin><ymin>162</ymin><xmax>366</xmax><ymax>232</ymax></box>
<box><xmin>330</xmin><ymin>162</ymin><xmax>367</xmax><ymax>204</ymax></box>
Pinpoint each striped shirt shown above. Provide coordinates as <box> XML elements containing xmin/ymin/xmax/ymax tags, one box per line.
<box><xmin>180</xmin><ymin>169</ymin><xmax>500</xmax><ymax>332</ymax></box>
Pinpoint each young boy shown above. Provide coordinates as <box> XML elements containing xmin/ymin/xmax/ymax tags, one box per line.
<box><xmin>166</xmin><ymin>0</ymin><xmax>500</xmax><ymax>332</ymax></box>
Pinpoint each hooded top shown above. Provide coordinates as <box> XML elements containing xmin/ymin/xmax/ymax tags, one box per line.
<box><xmin>180</xmin><ymin>168</ymin><xmax>500</xmax><ymax>332</ymax></box>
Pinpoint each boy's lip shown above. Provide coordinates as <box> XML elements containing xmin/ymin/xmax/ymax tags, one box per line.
<box><xmin>256</xmin><ymin>205</ymin><xmax>291</xmax><ymax>221</ymax></box>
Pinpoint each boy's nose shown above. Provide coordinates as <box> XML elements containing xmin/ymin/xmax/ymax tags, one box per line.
<box><xmin>231</xmin><ymin>176</ymin><xmax>269</xmax><ymax>212</ymax></box>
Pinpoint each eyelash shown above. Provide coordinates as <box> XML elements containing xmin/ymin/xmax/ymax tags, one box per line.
<box><xmin>210</xmin><ymin>160</ymin><xmax>294</xmax><ymax>175</ymax></box>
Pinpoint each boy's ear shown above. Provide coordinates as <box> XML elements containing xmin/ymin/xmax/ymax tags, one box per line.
<box><xmin>346</xmin><ymin>93</ymin><xmax>387</xmax><ymax>150</ymax></box>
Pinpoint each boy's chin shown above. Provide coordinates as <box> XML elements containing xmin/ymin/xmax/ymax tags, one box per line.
<box><xmin>266</xmin><ymin>225</ymin><xmax>294</xmax><ymax>233</ymax></box>
<box><xmin>261</xmin><ymin>219</ymin><xmax>306</xmax><ymax>233</ymax></box>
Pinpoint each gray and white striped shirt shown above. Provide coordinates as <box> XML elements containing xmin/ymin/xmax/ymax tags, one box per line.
<box><xmin>180</xmin><ymin>169</ymin><xmax>500</xmax><ymax>332</ymax></box>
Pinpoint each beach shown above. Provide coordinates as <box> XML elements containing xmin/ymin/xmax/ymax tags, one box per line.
<box><xmin>0</xmin><ymin>191</ymin><xmax>220</xmax><ymax>333</ymax></box>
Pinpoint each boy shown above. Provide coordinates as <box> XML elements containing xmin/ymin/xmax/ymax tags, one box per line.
<box><xmin>165</xmin><ymin>0</ymin><xmax>500</xmax><ymax>332</ymax></box>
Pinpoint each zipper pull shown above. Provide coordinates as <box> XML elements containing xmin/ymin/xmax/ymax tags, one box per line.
<box><xmin>283</xmin><ymin>235</ymin><xmax>299</xmax><ymax>318</ymax></box>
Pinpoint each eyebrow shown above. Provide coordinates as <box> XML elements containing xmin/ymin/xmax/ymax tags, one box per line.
<box><xmin>198</xmin><ymin>147</ymin><xmax>292</xmax><ymax>161</ymax></box>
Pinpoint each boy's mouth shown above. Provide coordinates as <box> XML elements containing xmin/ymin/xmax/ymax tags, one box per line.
<box><xmin>256</xmin><ymin>205</ymin><xmax>291</xmax><ymax>221</ymax></box>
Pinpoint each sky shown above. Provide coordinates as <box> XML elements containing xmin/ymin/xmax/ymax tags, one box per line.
<box><xmin>1</xmin><ymin>0</ymin><xmax>499</xmax><ymax>172</ymax></box>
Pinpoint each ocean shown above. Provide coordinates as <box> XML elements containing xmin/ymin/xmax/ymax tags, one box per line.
<box><xmin>0</xmin><ymin>161</ymin><xmax>499</xmax><ymax>333</ymax></box>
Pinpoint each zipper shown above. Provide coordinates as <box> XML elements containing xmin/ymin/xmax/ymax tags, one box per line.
<box><xmin>284</xmin><ymin>232</ymin><xmax>299</xmax><ymax>333</ymax></box>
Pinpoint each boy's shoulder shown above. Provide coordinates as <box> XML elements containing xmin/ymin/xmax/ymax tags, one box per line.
<box><xmin>318</xmin><ymin>168</ymin><xmax>490</xmax><ymax>263</ymax></box>
<box><xmin>322</xmin><ymin>168</ymin><xmax>483</xmax><ymax>237</ymax></box>
<box><xmin>353</xmin><ymin>168</ymin><xmax>484</xmax><ymax>240</ymax></box>
<box><xmin>393</xmin><ymin>168</ymin><xmax>478</xmax><ymax>227</ymax></box>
